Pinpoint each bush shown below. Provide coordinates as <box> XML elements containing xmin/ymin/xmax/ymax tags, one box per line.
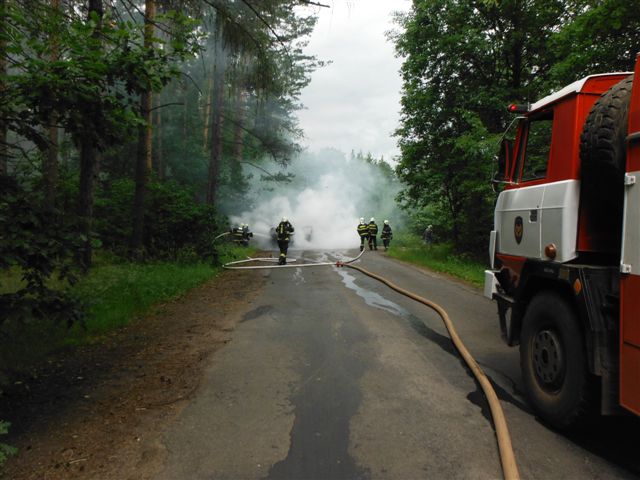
<box><xmin>0</xmin><ymin>420</ymin><xmax>17</xmax><ymax>467</ymax></box>
<box><xmin>389</xmin><ymin>233</ymin><xmax>486</xmax><ymax>286</ymax></box>
<box><xmin>94</xmin><ymin>179</ymin><xmax>219</xmax><ymax>260</ymax></box>
<box><xmin>0</xmin><ymin>176</ymin><xmax>83</xmax><ymax>330</ymax></box>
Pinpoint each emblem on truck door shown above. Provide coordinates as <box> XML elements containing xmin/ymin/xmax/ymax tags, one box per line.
<box><xmin>514</xmin><ymin>216</ymin><xmax>523</xmax><ymax>244</ymax></box>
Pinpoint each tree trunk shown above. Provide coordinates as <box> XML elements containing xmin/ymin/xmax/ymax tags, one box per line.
<box><xmin>44</xmin><ymin>0</ymin><xmax>61</xmax><ymax>208</ymax></box>
<box><xmin>206</xmin><ymin>41</ymin><xmax>225</xmax><ymax>205</ymax></box>
<box><xmin>203</xmin><ymin>72</ymin><xmax>213</xmax><ymax>149</ymax></box>
<box><xmin>78</xmin><ymin>137</ymin><xmax>97</xmax><ymax>269</ymax></box>
<box><xmin>155</xmin><ymin>98</ymin><xmax>164</xmax><ymax>180</ymax></box>
<box><xmin>231</xmin><ymin>87</ymin><xmax>246</xmax><ymax>183</ymax></box>
<box><xmin>0</xmin><ymin>0</ymin><xmax>7</xmax><ymax>176</ymax></box>
<box><xmin>131</xmin><ymin>0</ymin><xmax>156</xmax><ymax>254</ymax></box>
<box><xmin>77</xmin><ymin>0</ymin><xmax>103</xmax><ymax>269</ymax></box>
<box><xmin>183</xmin><ymin>88</ymin><xmax>188</xmax><ymax>162</ymax></box>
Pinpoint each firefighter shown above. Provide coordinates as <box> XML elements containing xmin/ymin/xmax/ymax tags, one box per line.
<box><xmin>381</xmin><ymin>219</ymin><xmax>393</xmax><ymax>251</ymax></box>
<box><xmin>275</xmin><ymin>217</ymin><xmax>294</xmax><ymax>265</ymax></box>
<box><xmin>423</xmin><ymin>225</ymin><xmax>434</xmax><ymax>245</ymax></box>
<box><xmin>231</xmin><ymin>224</ymin><xmax>244</xmax><ymax>246</ymax></box>
<box><xmin>241</xmin><ymin>224</ymin><xmax>253</xmax><ymax>246</ymax></box>
<box><xmin>368</xmin><ymin>217</ymin><xmax>378</xmax><ymax>250</ymax></box>
<box><xmin>357</xmin><ymin>217</ymin><xmax>369</xmax><ymax>252</ymax></box>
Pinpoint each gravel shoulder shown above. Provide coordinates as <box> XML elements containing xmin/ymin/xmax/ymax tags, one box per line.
<box><xmin>1</xmin><ymin>269</ymin><xmax>264</xmax><ymax>480</ymax></box>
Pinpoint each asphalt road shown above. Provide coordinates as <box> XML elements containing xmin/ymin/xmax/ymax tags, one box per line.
<box><xmin>156</xmin><ymin>249</ymin><xmax>640</xmax><ymax>480</ymax></box>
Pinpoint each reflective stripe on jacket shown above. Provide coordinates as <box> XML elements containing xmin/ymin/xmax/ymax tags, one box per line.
<box><xmin>357</xmin><ymin>223</ymin><xmax>369</xmax><ymax>237</ymax></box>
<box><xmin>276</xmin><ymin>222</ymin><xmax>294</xmax><ymax>241</ymax></box>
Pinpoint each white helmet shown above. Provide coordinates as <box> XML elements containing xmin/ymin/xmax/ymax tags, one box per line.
<box><xmin>359</xmin><ymin>217</ymin><xmax>364</xmax><ymax>223</ymax></box>
<box><xmin>281</xmin><ymin>217</ymin><xmax>288</xmax><ymax>222</ymax></box>
<box><xmin>384</xmin><ymin>220</ymin><xmax>389</xmax><ymax>225</ymax></box>
<box><xmin>370</xmin><ymin>217</ymin><xmax>375</xmax><ymax>222</ymax></box>
<box><xmin>240</xmin><ymin>223</ymin><xmax>245</xmax><ymax>228</ymax></box>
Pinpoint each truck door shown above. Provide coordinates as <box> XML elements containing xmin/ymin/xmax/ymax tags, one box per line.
<box><xmin>495</xmin><ymin>113</ymin><xmax>553</xmax><ymax>259</ymax></box>
<box><xmin>620</xmin><ymin>57</ymin><xmax>640</xmax><ymax>416</ymax></box>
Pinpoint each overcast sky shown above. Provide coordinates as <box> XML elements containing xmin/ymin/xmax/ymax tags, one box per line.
<box><xmin>297</xmin><ymin>0</ymin><xmax>411</xmax><ymax>163</ymax></box>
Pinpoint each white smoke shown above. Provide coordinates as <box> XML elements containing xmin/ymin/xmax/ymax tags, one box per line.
<box><xmin>229</xmin><ymin>149</ymin><xmax>402</xmax><ymax>251</ymax></box>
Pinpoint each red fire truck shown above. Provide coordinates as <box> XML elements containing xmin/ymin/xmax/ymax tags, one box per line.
<box><xmin>485</xmin><ymin>54</ymin><xmax>640</xmax><ymax>428</ymax></box>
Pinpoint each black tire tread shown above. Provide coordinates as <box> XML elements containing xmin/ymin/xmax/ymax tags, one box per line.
<box><xmin>580</xmin><ymin>75</ymin><xmax>632</xmax><ymax>178</ymax></box>
<box><xmin>579</xmin><ymin>75</ymin><xmax>633</xmax><ymax>250</ymax></box>
<box><xmin>520</xmin><ymin>291</ymin><xmax>596</xmax><ymax>429</ymax></box>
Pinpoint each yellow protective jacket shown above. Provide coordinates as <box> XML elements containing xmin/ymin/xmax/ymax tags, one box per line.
<box><xmin>368</xmin><ymin>222</ymin><xmax>378</xmax><ymax>235</ymax></box>
<box><xmin>276</xmin><ymin>221</ymin><xmax>294</xmax><ymax>241</ymax></box>
<box><xmin>357</xmin><ymin>223</ymin><xmax>369</xmax><ymax>238</ymax></box>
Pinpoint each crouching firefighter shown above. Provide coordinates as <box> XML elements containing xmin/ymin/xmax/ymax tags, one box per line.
<box><xmin>231</xmin><ymin>224</ymin><xmax>245</xmax><ymax>246</ymax></box>
<box><xmin>276</xmin><ymin>217</ymin><xmax>294</xmax><ymax>265</ymax></box>
<box><xmin>241</xmin><ymin>224</ymin><xmax>253</xmax><ymax>246</ymax></box>
<box><xmin>357</xmin><ymin>218</ymin><xmax>369</xmax><ymax>252</ymax></box>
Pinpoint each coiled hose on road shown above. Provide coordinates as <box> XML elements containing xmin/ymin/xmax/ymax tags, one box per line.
<box><xmin>223</xmin><ymin>249</ymin><xmax>520</xmax><ymax>479</ymax></box>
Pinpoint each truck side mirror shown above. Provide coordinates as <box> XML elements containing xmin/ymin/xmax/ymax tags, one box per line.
<box><xmin>493</xmin><ymin>138</ymin><xmax>513</xmax><ymax>184</ymax></box>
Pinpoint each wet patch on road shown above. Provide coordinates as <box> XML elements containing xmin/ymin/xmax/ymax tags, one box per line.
<box><xmin>241</xmin><ymin>305</ymin><xmax>274</xmax><ymax>322</ymax></box>
<box><xmin>266</xmin><ymin>294</ymin><xmax>371</xmax><ymax>479</ymax></box>
<box><xmin>335</xmin><ymin>268</ymin><xmax>458</xmax><ymax>359</ymax></box>
<box><xmin>335</xmin><ymin>267</ymin><xmax>528</xmax><ymax>419</ymax></box>
<box><xmin>292</xmin><ymin>268</ymin><xmax>306</xmax><ymax>285</ymax></box>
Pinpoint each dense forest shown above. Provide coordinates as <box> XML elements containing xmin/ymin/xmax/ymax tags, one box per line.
<box><xmin>0</xmin><ymin>0</ymin><xmax>327</xmax><ymax>327</ymax></box>
<box><xmin>392</xmin><ymin>0</ymin><xmax>640</xmax><ymax>256</ymax></box>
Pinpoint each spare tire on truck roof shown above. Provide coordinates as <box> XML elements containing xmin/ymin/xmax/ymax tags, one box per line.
<box><xmin>579</xmin><ymin>75</ymin><xmax>633</xmax><ymax>255</ymax></box>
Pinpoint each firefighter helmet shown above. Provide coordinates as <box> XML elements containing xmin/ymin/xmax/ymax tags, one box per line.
<box><xmin>384</xmin><ymin>220</ymin><xmax>389</xmax><ymax>225</ymax></box>
<box><xmin>281</xmin><ymin>217</ymin><xmax>288</xmax><ymax>223</ymax></box>
<box><xmin>370</xmin><ymin>217</ymin><xmax>375</xmax><ymax>222</ymax></box>
<box><xmin>359</xmin><ymin>217</ymin><xmax>364</xmax><ymax>223</ymax></box>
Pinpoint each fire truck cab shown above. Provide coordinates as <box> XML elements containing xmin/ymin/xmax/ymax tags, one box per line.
<box><xmin>485</xmin><ymin>55</ymin><xmax>640</xmax><ymax>428</ymax></box>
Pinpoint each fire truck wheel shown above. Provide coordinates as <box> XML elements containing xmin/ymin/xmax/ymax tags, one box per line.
<box><xmin>579</xmin><ymin>75</ymin><xmax>633</xmax><ymax>250</ymax></box>
<box><xmin>520</xmin><ymin>291</ymin><xmax>594</xmax><ymax>429</ymax></box>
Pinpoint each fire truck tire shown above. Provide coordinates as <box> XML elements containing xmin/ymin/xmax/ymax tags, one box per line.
<box><xmin>520</xmin><ymin>291</ymin><xmax>594</xmax><ymax>429</ymax></box>
<box><xmin>579</xmin><ymin>75</ymin><xmax>633</xmax><ymax>248</ymax></box>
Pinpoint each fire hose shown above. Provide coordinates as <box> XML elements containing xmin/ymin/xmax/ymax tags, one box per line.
<box><xmin>222</xmin><ymin>249</ymin><xmax>520</xmax><ymax>479</ymax></box>
<box><xmin>222</xmin><ymin>248</ymin><xmax>365</xmax><ymax>270</ymax></box>
<box><xmin>340</xmin><ymin>262</ymin><xmax>520</xmax><ymax>480</ymax></box>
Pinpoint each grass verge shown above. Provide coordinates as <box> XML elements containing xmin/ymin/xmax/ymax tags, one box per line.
<box><xmin>386</xmin><ymin>233</ymin><xmax>486</xmax><ymax>287</ymax></box>
<box><xmin>0</xmin><ymin>244</ymin><xmax>255</xmax><ymax>376</ymax></box>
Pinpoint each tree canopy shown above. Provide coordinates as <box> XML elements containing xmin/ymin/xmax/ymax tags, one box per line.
<box><xmin>392</xmin><ymin>0</ymin><xmax>640</xmax><ymax>255</ymax></box>
<box><xmin>0</xmin><ymin>0</ymin><xmax>324</xmax><ymax>324</ymax></box>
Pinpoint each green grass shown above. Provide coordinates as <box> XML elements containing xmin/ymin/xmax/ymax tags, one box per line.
<box><xmin>69</xmin><ymin>261</ymin><xmax>219</xmax><ymax>339</ymax></box>
<box><xmin>0</xmin><ymin>244</ymin><xmax>255</xmax><ymax>376</ymax></box>
<box><xmin>387</xmin><ymin>233</ymin><xmax>486</xmax><ymax>287</ymax></box>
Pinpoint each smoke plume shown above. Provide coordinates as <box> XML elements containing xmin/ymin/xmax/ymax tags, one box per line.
<box><xmin>229</xmin><ymin>148</ymin><xmax>403</xmax><ymax>250</ymax></box>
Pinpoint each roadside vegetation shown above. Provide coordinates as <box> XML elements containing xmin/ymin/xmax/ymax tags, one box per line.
<box><xmin>387</xmin><ymin>234</ymin><xmax>485</xmax><ymax>288</ymax></box>
<box><xmin>0</xmin><ymin>243</ymin><xmax>253</xmax><ymax>377</ymax></box>
<box><xmin>392</xmin><ymin>0</ymin><xmax>640</xmax><ymax>258</ymax></box>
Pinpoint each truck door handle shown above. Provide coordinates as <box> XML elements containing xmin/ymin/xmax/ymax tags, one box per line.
<box><xmin>529</xmin><ymin>209</ymin><xmax>538</xmax><ymax>222</ymax></box>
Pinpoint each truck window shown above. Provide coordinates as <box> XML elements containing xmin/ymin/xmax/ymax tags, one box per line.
<box><xmin>520</xmin><ymin>114</ymin><xmax>553</xmax><ymax>182</ymax></box>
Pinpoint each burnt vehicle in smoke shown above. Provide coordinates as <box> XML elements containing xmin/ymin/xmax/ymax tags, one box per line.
<box><xmin>302</xmin><ymin>226</ymin><xmax>313</xmax><ymax>242</ymax></box>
